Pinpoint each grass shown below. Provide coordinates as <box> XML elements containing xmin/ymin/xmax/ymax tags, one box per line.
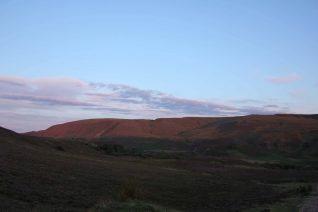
<box><xmin>90</xmin><ymin>200</ymin><xmax>179</xmax><ymax>212</ymax></box>
<box><xmin>244</xmin><ymin>196</ymin><xmax>304</xmax><ymax>212</ymax></box>
<box><xmin>118</xmin><ymin>181</ymin><xmax>144</xmax><ymax>201</ymax></box>
<box><xmin>1</xmin><ymin>133</ymin><xmax>318</xmax><ymax>211</ymax></box>
<box><xmin>246</xmin><ymin>153</ymin><xmax>300</xmax><ymax>163</ymax></box>
<box><xmin>244</xmin><ymin>182</ymin><xmax>314</xmax><ymax>212</ymax></box>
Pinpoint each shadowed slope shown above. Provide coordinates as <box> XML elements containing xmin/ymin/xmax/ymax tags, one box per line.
<box><xmin>2</xmin><ymin>126</ymin><xmax>318</xmax><ymax>212</ymax></box>
<box><xmin>0</xmin><ymin>126</ymin><xmax>20</xmax><ymax>137</ymax></box>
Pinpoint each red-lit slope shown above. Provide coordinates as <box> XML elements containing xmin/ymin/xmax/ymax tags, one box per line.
<box><xmin>29</xmin><ymin>117</ymin><xmax>215</xmax><ymax>139</ymax></box>
<box><xmin>28</xmin><ymin>115</ymin><xmax>318</xmax><ymax>142</ymax></box>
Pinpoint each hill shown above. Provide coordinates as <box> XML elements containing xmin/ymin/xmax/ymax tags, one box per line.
<box><xmin>28</xmin><ymin>115</ymin><xmax>318</xmax><ymax>155</ymax></box>
<box><xmin>28</xmin><ymin>115</ymin><xmax>318</xmax><ymax>140</ymax></box>
<box><xmin>27</xmin><ymin>117</ymin><xmax>214</xmax><ymax>139</ymax></box>
<box><xmin>0</xmin><ymin>126</ymin><xmax>20</xmax><ymax>137</ymax></box>
<box><xmin>2</xmin><ymin>125</ymin><xmax>318</xmax><ymax>211</ymax></box>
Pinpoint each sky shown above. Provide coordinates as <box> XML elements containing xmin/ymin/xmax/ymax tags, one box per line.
<box><xmin>0</xmin><ymin>0</ymin><xmax>317</xmax><ymax>132</ymax></box>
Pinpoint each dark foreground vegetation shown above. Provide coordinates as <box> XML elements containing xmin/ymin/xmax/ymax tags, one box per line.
<box><xmin>1</xmin><ymin>126</ymin><xmax>318</xmax><ymax>211</ymax></box>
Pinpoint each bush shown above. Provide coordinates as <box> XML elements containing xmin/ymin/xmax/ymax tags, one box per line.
<box><xmin>55</xmin><ymin>146</ymin><xmax>65</xmax><ymax>151</ymax></box>
<box><xmin>296</xmin><ymin>184</ymin><xmax>312</xmax><ymax>196</ymax></box>
<box><xmin>119</xmin><ymin>181</ymin><xmax>144</xmax><ymax>201</ymax></box>
<box><xmin>98</xmin><ymin>144</ymin><xmax>125</xmax><ymax>154</ymax></box>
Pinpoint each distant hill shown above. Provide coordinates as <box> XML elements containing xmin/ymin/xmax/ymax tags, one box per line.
<box><xmin>27</xmin><ymin>117</ymin><xmax>215</xmax><ymax>139</ymax></box>
<box><xmin>0</xmin><ymin>126</ymin><xmax>20</xmax><ymax>138</ymax></box>
<box><xmin>27</xmin><ymin>115</ymin><xmax>318</xmax><ymax>154</ymax></box>
<box><xmin>28</xmin><ymin>115</ymin><xmax>318</xmax><ymax>139</ymax></box>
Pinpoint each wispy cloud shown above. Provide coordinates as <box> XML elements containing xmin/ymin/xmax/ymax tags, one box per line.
<box><xmin>89</xmin><ymin>83</ymin><xmax>238</xmax><ymax>115</ymax></box>
<box><xmin>0</xmin><ymin>93</ymin><xmax>95</xmax><ymax>106</ymax></box>
<box><xmin>0</xmin><ymin>75</ymin><xmax>290</xmax><ymax>132</ymax></box>
<box><xmin>0</xmin><ymin>75</ymin><xmax>28</xmax><ymax>87</ymax></box>
<box><xmin>264</xmin><ymin>104</ymin><xmax>280</xmax><ymax>108</ymax></box>
<box><xmin>231</xmin><ymin>99</ymin><xmax>264</xmax><ymax>104</ymax></box>
<box><xmin>267</xmin><ymin>73</ymin><xmax>302</xmax><ymax>84</ymax></box>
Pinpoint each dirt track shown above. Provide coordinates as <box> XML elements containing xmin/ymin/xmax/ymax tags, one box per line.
<box><xmin>300</xmin><ymin>187</ymin><xmax>318</xmax><ymax>212</ymax></box>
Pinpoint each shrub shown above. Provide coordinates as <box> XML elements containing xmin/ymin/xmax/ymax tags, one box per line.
<box><xmin>119</xmin><ymin>181</ymin><xmax>144</xmax><ymax>201</ymax></box>
<box><xmin>296</xmin><ymin>184</ymin><xmax>312</xmax><ymax>195</ymax></box>
<box><xmin>98</xmin><ymin>144</ymin><xmax>125</xmax><ymax>154</ymax></box>
<box><xmin>55</xmin><ymin>146</ymin><xmax>65</xmax><ymax>151</ymax></box>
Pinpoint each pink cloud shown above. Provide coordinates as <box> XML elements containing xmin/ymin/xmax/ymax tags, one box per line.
<box><xmin>0</xmin><ymin>93</ymin><xmax>95</xmax><ymax>106</ymax></box>
<box><xmin>0</xmin><ymin>75</ymin><xmax>290</xmax><ymax>132</ymax></box>
<box><xmin>0</xmin><ymin>75</ymin><xmax>28</xmax><ymax>87</ymax></box>
<box><xmin>267</xmin><ymin>73</ymin><xmax>302</xmax><ymax>84</ymax></box>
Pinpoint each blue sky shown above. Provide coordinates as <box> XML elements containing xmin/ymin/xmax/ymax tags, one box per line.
<box><xmin>0</xmin><ymin>0</ymin><xmax>317</xmax><ymax>132</ymax></box>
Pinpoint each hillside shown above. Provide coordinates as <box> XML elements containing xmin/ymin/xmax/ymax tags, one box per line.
<box><xmin>28</xmin><ymin>115</ymin><xmax>318</xmax><ymax>154</ymax></box>
<box><xmin>29</xmin><ymin>115</ymin><xmax>318</xmax><ymax>140</ymax></box>
<box><xmin>28</xmin><ymin>117</ymin><xmax>214</xmax><ymax>139</ymax></box>
<box><xmin>0</xmin><ymin>126</ymin><xmax>20</xmax><ymax>137</ymax></box>
<box><xmin>2</xmin><ymin>126</ymin><xmax>318</xmax><ymax>211</ymax></box>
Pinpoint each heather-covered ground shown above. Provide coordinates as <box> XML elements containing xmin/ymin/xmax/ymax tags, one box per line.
<box><xmin>1</xmin><ymin>127</ymin><xmax>318</xmax><ymax>211</ymax></box>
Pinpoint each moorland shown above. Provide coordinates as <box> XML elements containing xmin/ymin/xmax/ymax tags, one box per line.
<box><xmin>1</xmin><ymin>114</ymin><xmax>318</xmax><ymax>211</ymax></box>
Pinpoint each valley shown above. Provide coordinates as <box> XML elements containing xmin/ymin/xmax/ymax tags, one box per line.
<box><xmin>1</xmin><ymin>115</ymin><xmax>318</xmax><ymax>211</ymax></box>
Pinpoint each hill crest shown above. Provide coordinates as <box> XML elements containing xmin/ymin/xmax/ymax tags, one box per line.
<box><xmin>27</xmin><ymin>115</ymin><xmax>318</xmax><ymax>143</ymax></box>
